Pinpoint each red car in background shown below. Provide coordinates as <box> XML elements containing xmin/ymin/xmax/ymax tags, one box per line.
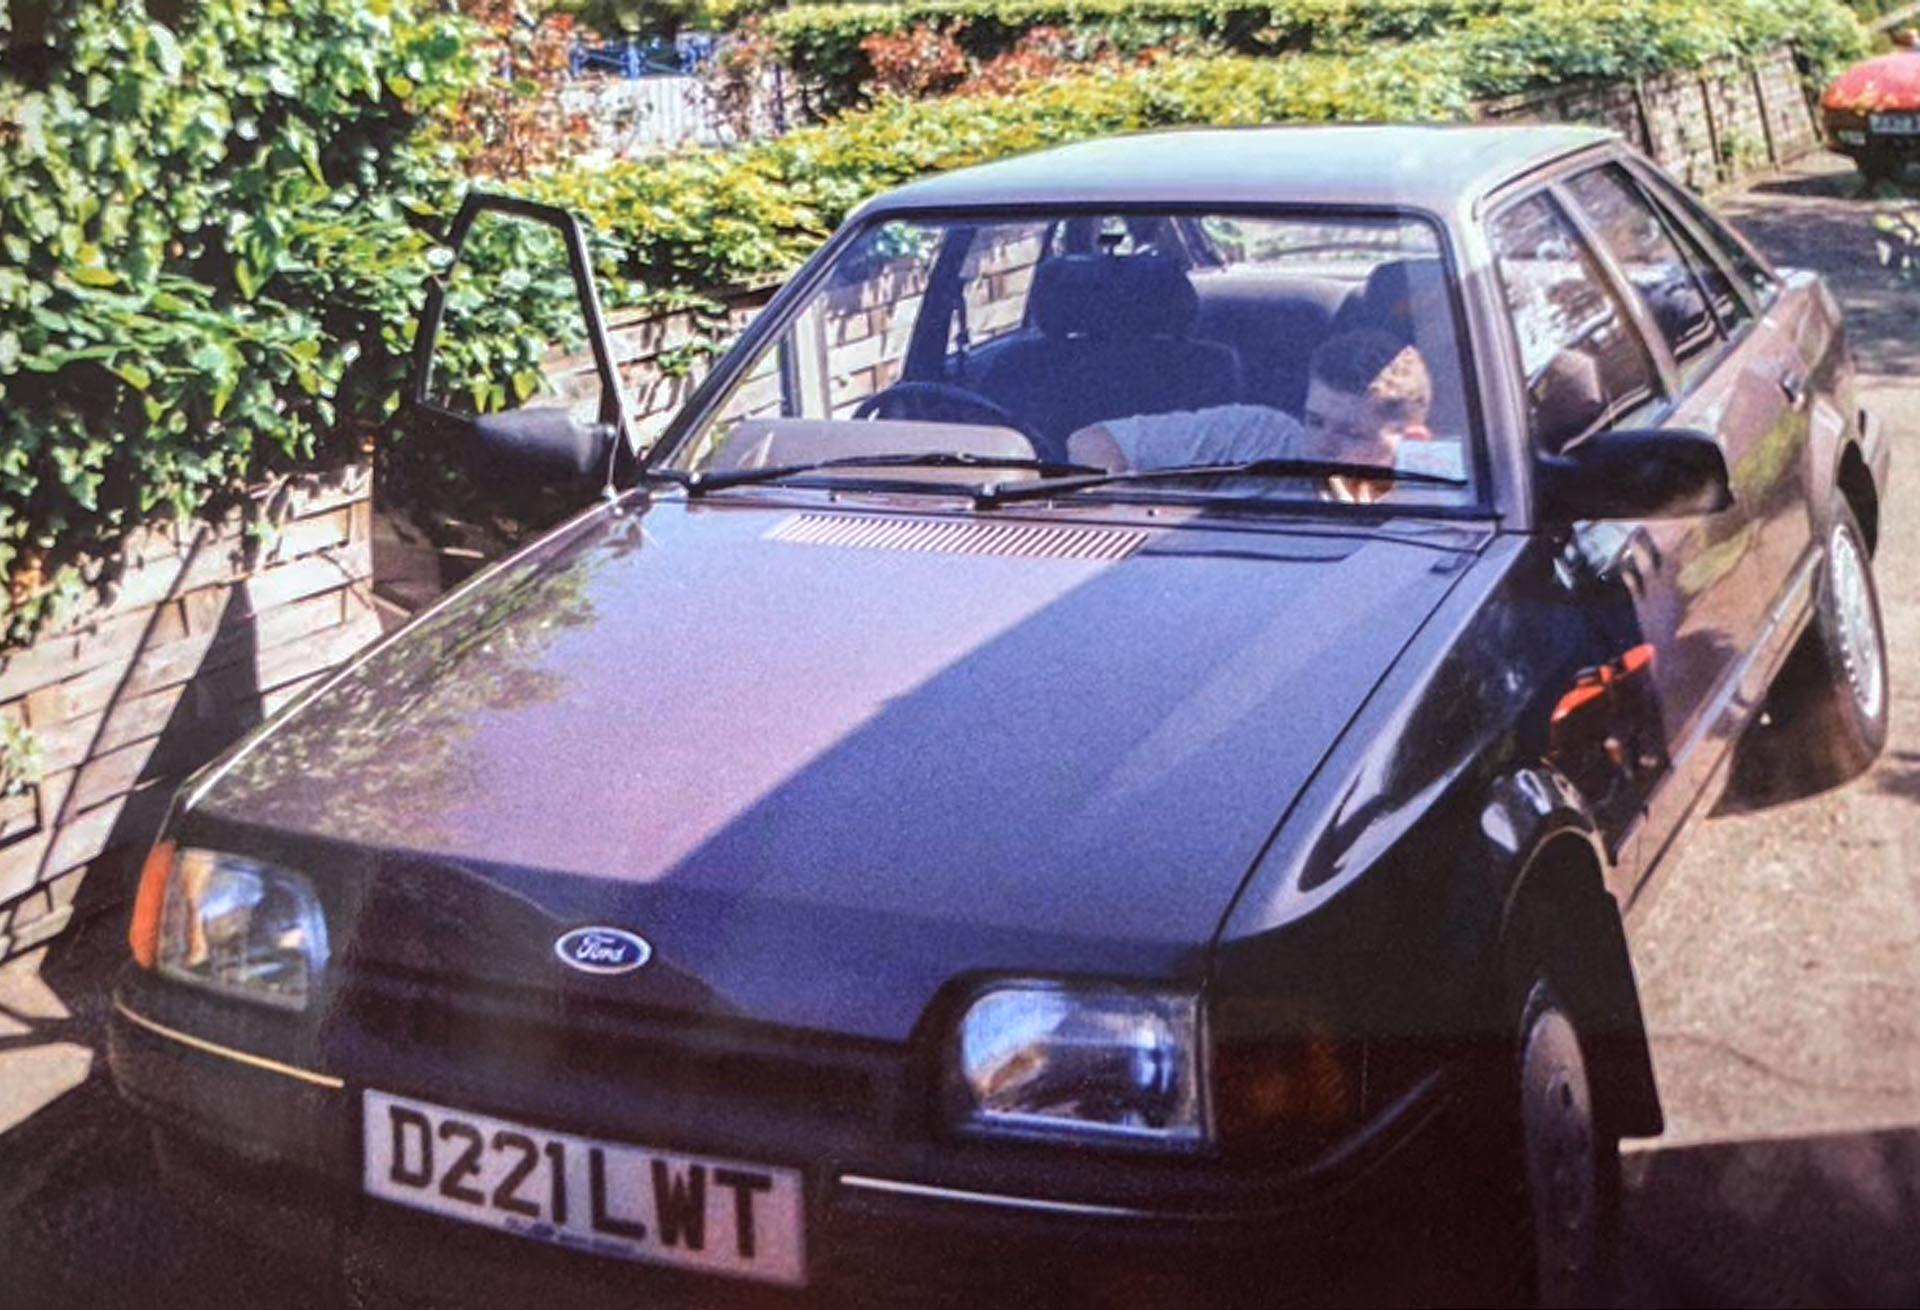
<box><xmin>1823</xmin><ymin>30</ymin><xmax>1920</xmax><ymax>183</ymax></box>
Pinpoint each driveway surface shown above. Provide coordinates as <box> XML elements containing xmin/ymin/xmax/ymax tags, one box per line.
<box><xmin>2</xmin><ymin>152</ymin><xmax>1918</xmax><ymax>1310</ymax></box>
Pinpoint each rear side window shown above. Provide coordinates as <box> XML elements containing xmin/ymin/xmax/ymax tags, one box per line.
<box><xmin>1637</xmin><ymin>181</ymin><xmax>1751</xmax><ymax>341</ymax></box>
<box><xmin>1489</xmin><ymin>192</ymin><xmax>1661</xmax><ymax>451</ymax></box>
<box><xmin>1641</xmin><ymin>170</ymin><xmax>1778</xmax><ymax>306</ymax></box>
<box><xmin>1564</xmin><ymin>164</ymin><xmax>1720</xmax><ymax>368</ymax></box>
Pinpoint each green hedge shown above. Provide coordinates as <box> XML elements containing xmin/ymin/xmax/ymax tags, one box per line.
<box><xmin>0</xmin><ymin>0</ymin><xmax>1867</xmax><ymax>655</ymax></box>
<box><xmin>764</xmin><ymin>0</ymin><xmax>1863</xmax><ymax>111</ymax></box>
<box><xmin>520</xmin><ymin>46</ymin><xmax>1473</xmax><ymax>294</ymax></box>
<box><xmin>0</xmin><ymin>0</ymin><xmax>470</xmax><ymax>641</ymax></box>
<box><xmin>525</xmin><ymin>0</ymin><xmax>1859</xmax><ymax>295</ymax></box>
<box><xmin>0</xmin><ymin>0</ymin><xmax>659</xmax><ymax>646</ymax></box>
<box><xmin>765</xmin><ymin>0</ymin><xmax>1500</xmax><ymax>112</ymax></box>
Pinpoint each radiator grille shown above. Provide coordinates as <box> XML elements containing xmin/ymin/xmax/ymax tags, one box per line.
<box><xmin>767</xmin><ymin>512</ymin><xmax>1146</xmax><ymax>562</ymax></box>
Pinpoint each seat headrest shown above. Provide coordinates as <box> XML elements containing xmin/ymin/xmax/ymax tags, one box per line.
<box><xmin>1030</xmin><ymin>254</ymin><xmax>1199</xmax><ymax>339</ymax></box>
<box><xmin>1361</xmin><ymin>258</ymin><xmax>1451</xmax><ymax>333</ymax></box>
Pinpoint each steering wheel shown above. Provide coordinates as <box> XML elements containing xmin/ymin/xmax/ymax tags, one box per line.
<box><xmin>852</xmin><ymin>381</ymin><xmax>1048</xmax><ymax>456</ymax></box>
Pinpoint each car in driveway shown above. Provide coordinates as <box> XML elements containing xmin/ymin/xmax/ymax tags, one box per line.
<box><xmin>1821</xmin><ymin>32</ymin><xmax>1920</xmax><ymax>184</ymax></box>
<box><xmin>109</xmin><ymin>124</ymin><xmax>1889</xmax><ymax>1308</ymax></box>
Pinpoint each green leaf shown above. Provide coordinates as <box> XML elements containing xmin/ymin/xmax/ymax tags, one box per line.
<box><xmin>150</xmin><ymin>23</ymin><xmax>183</xmax><ymax>79</ymax></box>
<box><xmin>111</xmin><ymin>361</ymin><xmax>153</xmax><ymax>390</ymax></box>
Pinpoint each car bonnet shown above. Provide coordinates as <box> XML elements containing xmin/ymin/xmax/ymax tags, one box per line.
<box><xmin>186</xmin><ymin>496</ymin><xmax>1482</xmax><ymax>1041</ymax></box>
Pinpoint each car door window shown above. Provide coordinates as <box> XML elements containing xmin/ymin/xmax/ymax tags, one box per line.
<box><xmin>949</xmin><ymin>222</ymin><xmax>1048</xmax><ymax>364</ymax></box>
<box><xmin>1489</xmin><ymin>191</ymin><xmax>1662</xmax><ymax>452</ymax></box>
<box><xmin>1565</xmin><ymin>164</ymin><xmax>1721</xmax><ymax>373</ymax></box>
<box><xmin>1640</xmin><ymin>170</ymin><xmax>1779</xmax><ymax>307</ymax></box>
<box><xmin>1641</xmin><ymin>183</ymin><xmax>1751</xmax><ymax>341</ymax></box>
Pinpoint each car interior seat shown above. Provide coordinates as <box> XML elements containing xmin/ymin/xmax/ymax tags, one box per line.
<box><xmin>974</xmin><ymin>253</ymin><xmax>1243</xmax><ymax>462</ymax></box>
<box><xmin>1329</xmin><ymin>257</ymin><xmax>1470</xmax><ymax>439</ymax></box>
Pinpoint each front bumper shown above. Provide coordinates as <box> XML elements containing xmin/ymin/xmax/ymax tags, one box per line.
<box><xmin>1825</xmin><ymin>113</ymin><xmax>1920</xmax><ymax>160</ymax></box>
<box><xmin>109</xmin><ymin>978</ymin><xmax>1477</xmax><ymax>1309</ymax></box>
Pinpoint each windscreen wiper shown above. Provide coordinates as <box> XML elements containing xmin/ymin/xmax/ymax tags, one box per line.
<box><xmin>972</xmin><ymin>458</ymin><xmax>1468</xmax><ymax>507</ymax></box>
<box><xmin>648</xmin><ymin>452</ymin><xmax>1102</xmax><ymax>495</ymax></box>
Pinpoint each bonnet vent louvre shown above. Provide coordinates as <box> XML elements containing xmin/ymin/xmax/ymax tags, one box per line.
<box><xmin>767</xmin><ymin>513</ymin><xmax>1147</xmax><ymax>562</ymax></box>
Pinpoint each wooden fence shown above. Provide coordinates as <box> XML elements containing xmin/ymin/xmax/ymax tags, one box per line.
<box><xmin>1478</xmin><ymin>45</ymin><xmax>1821</xmax><ymax>190</ymax></box>
<box><xmin>0</xmin><ymin>470</ymin><xmax>380</xmax><ymax>961</ymax></box>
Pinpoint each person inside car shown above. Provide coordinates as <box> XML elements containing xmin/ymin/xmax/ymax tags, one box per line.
<box><xmin>1061</xmin><ymin>327</ymin><xmax>1438</xmax><ymax>503</ymax></box>
<box><xmin>1298</xmin><ymin>328</ymin><xmax>1435</xmax><ymax>503</ymax></box>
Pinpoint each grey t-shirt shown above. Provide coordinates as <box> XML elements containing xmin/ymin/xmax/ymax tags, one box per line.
<box><xmin>1068</xmin><ymin>404</ymin><xmax>1308</xmax><ymax>471</ymax></box>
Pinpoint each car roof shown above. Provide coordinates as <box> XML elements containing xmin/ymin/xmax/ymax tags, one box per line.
<box><xmin>858</xmin><ymin>124</ymin><xmax>1618</xmax><ymax>220</ymax></box>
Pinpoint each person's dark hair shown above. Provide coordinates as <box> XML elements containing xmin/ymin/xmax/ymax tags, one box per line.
<box><xmin>1308</xmin><ymin>328</ymin><xmax>1432</xmax><ymax>423</ymax></box>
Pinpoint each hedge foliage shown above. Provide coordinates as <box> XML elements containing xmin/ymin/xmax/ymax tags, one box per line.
<box><xmin>0</xmin><ymin>0</ymin><xmax>660</xmax><ymax>646</ymax></box>
<box><xmin>519</xmin><ymin>0</ymin><xmax>1860</xmax><ymax>295</ymax></box>
<box><xmin>517</xmin><ymin>46</ymin><xmax>1473</xmax><ymax>294</ymax></box>
<box><xmin>764</xmin><ymin>0</ymin><xmax>1863</xmax><ymax>112</ymax></box>
<box><xmin>0</xmin><ymin>0</ymin><xmax>466</xmax><ymax>640</ymax></box>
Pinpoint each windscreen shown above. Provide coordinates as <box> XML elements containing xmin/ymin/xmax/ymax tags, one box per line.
<box><xmin>668</xmin><ymin>210</ymin><xmax>1479</xmax><ymax>509</ymax></box>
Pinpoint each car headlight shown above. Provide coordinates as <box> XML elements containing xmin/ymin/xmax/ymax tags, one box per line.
<box><xmin>130</xmin><ymin>842</ymin><xmax>329</xmax><ymax>1012</ymax></box>
<box><xmin>947</xmin><ymin>982</ymin><xmax>1209</xmax><ymax>1149</ymax></box>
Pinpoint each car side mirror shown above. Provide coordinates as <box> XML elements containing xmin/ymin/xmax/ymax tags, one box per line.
<box><xmin>1536</xmin><ymin>428</ymin><xmax>1734</xmax><ymax>522</ymax></box>
<box><xmin>473</xmin><ymin>408</ymin><xmax>618</xmax><ymax>482</ymax></box>
<box><xmin>404</xmin><ymin>192</ymin><xmax>629</xmax><ymax>490</ymax></box>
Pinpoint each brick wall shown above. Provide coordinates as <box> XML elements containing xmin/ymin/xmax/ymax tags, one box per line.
<box><xmin>0</xmin><ymin>467</ymin><xmax>379</xmax><ymax>960</ymax></box>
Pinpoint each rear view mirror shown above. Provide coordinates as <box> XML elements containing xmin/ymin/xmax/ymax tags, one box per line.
<box><xmin>1536</xmin><ymin>428</ymin><xmax>1734</xmax><ymax>522</ymax></box>
<box><xmin>404</xmin><ymin>192</ymin><xmax>629</xmax><ymax>490</ymax></box>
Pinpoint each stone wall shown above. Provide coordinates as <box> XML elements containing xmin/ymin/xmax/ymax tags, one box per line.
<box><xmin>1479</xmin><ymin>45</ymin><xmax>1820</xmax><ymax>188</ymax></box>
<box><xmin>0</xmin><ymin>468</ymin><xmax>379</xmax><ymax>960</ymax></box>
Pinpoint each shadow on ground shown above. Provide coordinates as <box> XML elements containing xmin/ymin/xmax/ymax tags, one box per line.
<box><xmin>1621</xmin><ymin>1126</ymin><xmax>1920</xmax><ymax>1308</ymax></box>
<box><xmin>0</xmin><ymin>917</ymin><xmax>329</xmax><ymax>1310</ymax></box>
<box><xmin>1719</xmin><ymin>157</ymin><xmax>1920</xmax><ymax>380</ymax></box>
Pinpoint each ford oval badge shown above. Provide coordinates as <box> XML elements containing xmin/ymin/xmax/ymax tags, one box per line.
<box><xmin>554</xmin><ymin>926</ymin><xmax>653</xmax><ymax>976</ymax></box>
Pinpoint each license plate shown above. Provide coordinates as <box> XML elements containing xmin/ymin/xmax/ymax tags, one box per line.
<box><xmin>1870</xmin><ymin>113</ymin><xmax>1920</xmax><ymax>134</ymax></box>
<box><xmin>363</xmin><ymin>1091</ymin><xmax>806</xmax><ymax>1286</ymax></box>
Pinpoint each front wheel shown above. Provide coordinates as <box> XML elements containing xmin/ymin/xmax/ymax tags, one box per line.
<box><xmin>1455</xmin><ymin>978</ymin><xmax>1622</xmax><ymax>1309</ymax></box>
<box><xmin>1781</xmin><ymin>500</ymin><xmax>1889</xmax><ymax>784</ymax></box>
<box><xmin>1514</xmin><ymin>981</ymin><xmax>1619</xmax><ymax>1309</ymax></box>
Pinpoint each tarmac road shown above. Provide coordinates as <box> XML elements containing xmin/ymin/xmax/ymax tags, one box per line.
<box><xmin>2</xmin><ymin>153</ymin><xmax>1918</xmax><ymax>1310</ymax></box>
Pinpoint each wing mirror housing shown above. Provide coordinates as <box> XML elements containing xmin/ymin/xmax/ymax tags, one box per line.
<box><xmin>473</xmin><ymin>408</ymin><xmax>617</xmax><ymax>483</ymax></box>
<box><xmin>1536</xmin><ymin>428</ymin><xmax>1734</xmax><ymax>522</ymax></box>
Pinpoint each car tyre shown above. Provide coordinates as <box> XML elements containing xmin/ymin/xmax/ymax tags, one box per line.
<box><xmin>1515</xmin><ymin>980</ymin><xmax>1620</xmax><ymax>1309</ymax></box>
<box><xmin>1858</xmin><ymin>148</ymin><xmax>1900</xmax><ymax>187</ymax></box>
<box><xmin>1782</xmin><ymin>499</ymin><xmax>1889</xmax><ymax>782</ymax></box>
<box><xmin>1460</xmin><ymin>978</ymin><xmax>1621</xmax><ymax>1310</ymax></box>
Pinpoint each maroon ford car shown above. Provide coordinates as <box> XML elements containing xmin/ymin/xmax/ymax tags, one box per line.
<box><xmin>110</xmin><ymin>125</ymin><xmax>1888</xmax><ymax>1308</ymax></box>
